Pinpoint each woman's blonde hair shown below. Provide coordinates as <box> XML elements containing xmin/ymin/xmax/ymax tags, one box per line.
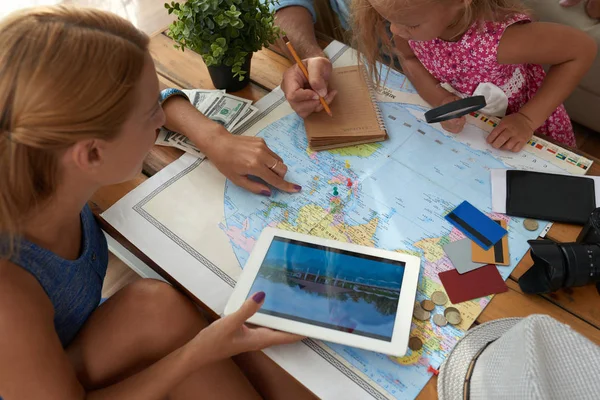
<box><xmin>0</xmin><ymin>6</ymin><xmax>149</xmax><ymax>258</ymax></box>
<box><xmin>352</xmin><ymin>0</ymin><xmax>528</xmax><ymax>86</ymax></box>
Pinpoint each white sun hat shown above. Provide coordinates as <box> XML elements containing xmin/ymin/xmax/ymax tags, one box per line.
<box><xmin>438</xmin><ymin>314</ymin><xmax>600</xmax><ymax>400</ymax></box>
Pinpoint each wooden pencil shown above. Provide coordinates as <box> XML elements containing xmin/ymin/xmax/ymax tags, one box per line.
<box><xmin>282</xmin><ymin>35</ymin><xmax>333</xmax><ymax>117</ymax></box>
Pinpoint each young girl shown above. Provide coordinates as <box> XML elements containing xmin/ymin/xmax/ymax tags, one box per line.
<box><xmin>0</xmin><ymin>6</ymin><xmax>311</xmax><ymax>399</ymax></box>
<box><xmin>352</xmin><ymin>0</ymin><xmax>597</xmax><ymax>152</ymax></box>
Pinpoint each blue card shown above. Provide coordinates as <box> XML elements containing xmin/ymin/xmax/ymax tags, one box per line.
<box><xmin>445</xmin><ymin>201</ymin><xmax>508</xmax><ymax>250</ymax></box>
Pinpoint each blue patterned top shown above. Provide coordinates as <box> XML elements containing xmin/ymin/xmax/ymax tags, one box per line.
<box><xmin>6</xmin><ymin>88</ymin><xmax>185</xmax><ymax>347</ymax></box>
<box><xmin>159</xmin><ymin>87</ymin><xmax>189</xmax><ymax>105</ymax></box>
<box><xmin>10</xmin><ymin>205</ymin><xmax>108</xmax><ymax>347</ymax></box>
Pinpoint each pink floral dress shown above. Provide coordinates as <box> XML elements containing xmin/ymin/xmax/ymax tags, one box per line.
<box><xmin>409</xmin><ymin>14</ymin><xmax>576</xmax><ymax>147</ymax></box>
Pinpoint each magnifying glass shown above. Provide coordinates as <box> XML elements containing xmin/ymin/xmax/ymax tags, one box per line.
<box><xmin>424</xmin><ymin>96</ymin><xmax>487</xmax><ymax>124</ymax></box>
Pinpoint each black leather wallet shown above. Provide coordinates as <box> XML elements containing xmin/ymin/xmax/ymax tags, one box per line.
<box><xmin>506</xmin><ymin>170</ymin><xmax>596</xmax><ymax>224</ymax></box>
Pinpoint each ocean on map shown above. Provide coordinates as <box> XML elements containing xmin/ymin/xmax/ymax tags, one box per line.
<box><xmin>247</xmin><ymin>237</ymin><xmax>405</xmax><ymax>340</ymax></box>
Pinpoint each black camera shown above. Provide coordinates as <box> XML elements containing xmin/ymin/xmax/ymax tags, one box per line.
<box><xmin>519</xmin><ymin>208</ymin><xmax>600</xmax><ymax>294</ymax></box>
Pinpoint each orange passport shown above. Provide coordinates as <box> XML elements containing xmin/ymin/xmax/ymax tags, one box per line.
<box><xmin>303</xmin><ymin>65</ymin><xmax>387</xmax><ymax>150</ymax></box>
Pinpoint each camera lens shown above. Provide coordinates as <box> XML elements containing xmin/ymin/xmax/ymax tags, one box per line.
<box><xmin>519</xmin><ymin>240</ymin><xmax>600</xmax><ymax>294</ymax></box>
<box><xmin>521</xmin><ymin>208</ymin><xmax>600</xmax><ymax>294</ymax></box>
<box><xmin>560</xmin><ymin>243</ymin><xmax>600</xmax><ymax>288</ymax></box>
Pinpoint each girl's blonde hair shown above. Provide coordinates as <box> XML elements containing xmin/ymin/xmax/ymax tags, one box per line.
<box><xmin>0</xmin><ymin>6</ymin><xmax>149</xmax><ymax>258</ymax></box>
<box><xmin>352</xmin><ymin>0</ymin><xmax>528</xmax><ymax>86</ymax></box>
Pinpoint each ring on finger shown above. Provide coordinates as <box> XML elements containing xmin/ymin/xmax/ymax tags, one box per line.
<box><xmin>269</xmin><ymin>160</ymin><xmax>279</xmax><ymax>171</ymax></box>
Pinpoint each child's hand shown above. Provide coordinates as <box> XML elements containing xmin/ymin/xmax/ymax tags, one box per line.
<box><xmin>486</xmin><ymin>112</ymin><xmax>535</xmax><ymax>152</ymax></box>
<box><xmin>438</xmin><ymin>95</ymin><xmax>466</xmax><ymax>134</ymax></box>
<box><xmin>441</xmin><ymin>117</ymin><xmax>466</xmax><ymax>134</ymax></box>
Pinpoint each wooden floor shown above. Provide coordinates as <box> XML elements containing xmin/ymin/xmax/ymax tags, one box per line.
<box><xmin>3</xmin><ymin>0</ymin><xmax>600</xmax><ymax>299</ymax></box>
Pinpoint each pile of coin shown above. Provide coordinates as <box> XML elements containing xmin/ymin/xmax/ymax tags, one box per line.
<box><xmin>444</xmin><ymin>307</ymin><xmax>462</xmax><ymax>325</ymax></box>
<box><xmin>409</xmin><ymin>290</ymin><xmax>462</xmax><ymax>351</ymax></box>
<box><xmin>421</xmin><ymin>299</ymin><xmax>435</xmax><ymax>312</ymax></box>
<box><xmin>413</xmin><ymin>301</ymin><xmax>430</xmax><ymax>321</ymax></box>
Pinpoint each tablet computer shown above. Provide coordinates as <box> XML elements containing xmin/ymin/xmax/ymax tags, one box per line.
<box><xmin>224</xmin><ymin>228</ymin><xmax>421</xmax><ymax>356</ymax></box>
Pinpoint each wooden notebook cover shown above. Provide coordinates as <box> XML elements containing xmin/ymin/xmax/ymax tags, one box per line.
<box><xmin>304</xmin><ymin>66</ymin><xmax>386</xmax><ymax>140</ymax></box>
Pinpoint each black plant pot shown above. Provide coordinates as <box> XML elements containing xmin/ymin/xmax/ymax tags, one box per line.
<box><xmin>207</xmin><ymin>54</ymin><xmax>252</xmax><ymax>92</ymax></box>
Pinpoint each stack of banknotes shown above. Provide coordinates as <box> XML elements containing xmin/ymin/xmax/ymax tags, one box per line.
<box><xmin>155</xmin><ymin>89</ymin><xmax>258</xmax><ymax>159</ymax></box>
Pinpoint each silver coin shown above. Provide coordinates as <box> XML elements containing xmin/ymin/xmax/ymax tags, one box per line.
<box><xmin>413</xmin><ymin>307</ymin><xmax>431</xmax><ymax>321</ymax></box>
<box><xmin>444</xmin><ymin>306</ymin><xmax>460</xmax><ymax>315</ymax></box>
<box><xmin>523</xmin><ymin>219</ymin><xmax>539</xmax><ymax>231</ymax></box>
<box><xmin>413</xmin><ymin>302</ymin><xmax>430</xmax><ymax>321</ymax></box>
<box><xmin>413</xmin><ymin>301</ymin><xmax>423</xmax><ymax>314</ymax></box>
<box><xmin>433</xmin><ymin>314</ymin><xmax>448</xmax><ymax>327</ymax></box>
<box><xmin>444</xmin><ymin>307</ymin><xmax>463</xmax><ymax>325</ymax></box>
<box><xmin>446</xmin><ymin>312</ymin><xmax>462</xmax><ymax>326</ymax></box>
<box><xmin>431</xmin><ymin>291</ymin><xmax>448</xmax><ymax>306</ymax></box>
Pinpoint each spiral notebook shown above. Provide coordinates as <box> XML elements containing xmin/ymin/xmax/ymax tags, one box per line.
<box><xmin>304</xmin><ymin>65</ymin><xmax>387</xmax><ymax>151</ymax></box>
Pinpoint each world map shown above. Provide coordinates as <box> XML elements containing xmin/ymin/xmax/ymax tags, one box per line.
<box><xmin>219</xmin><ymin>95</ymin><xmax>548</xmax><ymax>399</ymax></box>
<box><xmin>99</xmin><ymin>40</ymin><xmax>590</xmax><ymax>399</ymax></box>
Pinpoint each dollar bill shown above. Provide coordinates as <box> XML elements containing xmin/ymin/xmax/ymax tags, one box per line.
<box><xmin>182</xmin><ymin>89</ymin><xmax>225</xmax><ymax>110</ymax></box>
<box><xmin>202</xmin><ymin>93</ymin><xmax>252</xmax><ymax>131</ymax></box>
<box><xmin>155</xmin><ymin>129</ymin><xmax>179</xmax><ymax>146</ymax></box>
<box><xmin>170</xmin><ymin>137</ymin><xmax>203</xmax><ymax>157</ymax></box>
<box><xmin>230</xmin><ymin>105</ymin><xmax>258</xmax><ymax>133</ymax></box>
<box><xmin>154</xmin><ymin>89</ymin><xmax>256</xmax><ymax>159</ymax></box>
<box><xmin>155</xmin><ymin>128</ymin><xmax>205</xmax><ymax>157</ymax></box>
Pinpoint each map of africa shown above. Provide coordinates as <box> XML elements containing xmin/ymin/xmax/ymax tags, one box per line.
<box><xmin>220</xmin><ymin>92</ymin><xmax>547</xmax><ymax>398</ymax></box>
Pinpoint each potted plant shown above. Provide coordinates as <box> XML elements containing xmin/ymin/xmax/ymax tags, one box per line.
<box><xmin>165</xmin><ymin>0</ymin><xmax>281</xmax><ymax>92</ymax></box>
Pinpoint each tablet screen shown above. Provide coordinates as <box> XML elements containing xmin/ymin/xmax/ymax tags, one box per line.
<box><xmin>246</xmin><ymin>237</ymin><xmax>406</xmax><ymax>341</ymax></box>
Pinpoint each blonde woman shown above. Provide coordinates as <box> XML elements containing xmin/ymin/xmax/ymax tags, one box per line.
<box><xmin>0</xmin><ymin>6</ymin><xmax>312</xmax><ymax>399</ymax></box>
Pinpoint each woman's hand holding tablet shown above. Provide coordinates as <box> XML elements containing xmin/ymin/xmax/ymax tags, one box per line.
<box><xmin>192</xmin><ymin>291</ymin><xmax>304</xmax><ymax>366</ymax></box>
<box><xmin>225</xmin><ymin>228</ymin><xmax>421</xmax><ymax>357</ymax></box>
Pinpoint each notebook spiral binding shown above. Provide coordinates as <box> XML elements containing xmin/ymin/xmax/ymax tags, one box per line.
<box><xmin>360</xmin><ymin>65</ymin><xmax>388</xmax><ymax>135</ymax></box>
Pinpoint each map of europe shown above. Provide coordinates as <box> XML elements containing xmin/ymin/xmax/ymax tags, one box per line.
<box><xmin>219</xmin><ymin>74</ymin><xmax>547</xmax><ymax>398</ymax></box>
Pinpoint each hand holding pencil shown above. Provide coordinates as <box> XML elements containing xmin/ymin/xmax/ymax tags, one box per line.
<box><xmin>281</xmin><ymin>35</ymin><xmax>338</xmax><ymax>119</ymax></box>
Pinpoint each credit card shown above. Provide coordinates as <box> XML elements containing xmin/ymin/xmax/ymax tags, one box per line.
<box><xmin>445</xmin><ymin>201</ymin><xmax>507</xmax><ymax>250</ymax></box>
<box><xmin>471</xmin><ymin>219</ymin><xmax>510</xmax><ymax>265</ymax></box>
<box><xmin>439</xmin><ymin>264</ymin><xmax>508</xmax><ymax>304</ymax></box>
<box><xmin>444</xmin><ymin>239</ymin><xmax>487</xmax><ymax>274</ymax></box>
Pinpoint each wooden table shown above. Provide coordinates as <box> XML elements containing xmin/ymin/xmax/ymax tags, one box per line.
<box><xmin>91</xmin><ymin>30</ymin><xmax>600</xmax><ymax>399</ymax></box>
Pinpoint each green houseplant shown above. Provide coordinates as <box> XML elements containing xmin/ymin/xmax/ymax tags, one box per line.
<box><xmin>165</xmin><ymin>0</ymin><xmax>281</xmax><ymax>91</ymax></box>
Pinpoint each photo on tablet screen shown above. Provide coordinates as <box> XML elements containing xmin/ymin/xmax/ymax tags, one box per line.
<box><xmin>246</xmin><ymin>237</ymin><xmax>405</xmax><ymax>341</ymax></box>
